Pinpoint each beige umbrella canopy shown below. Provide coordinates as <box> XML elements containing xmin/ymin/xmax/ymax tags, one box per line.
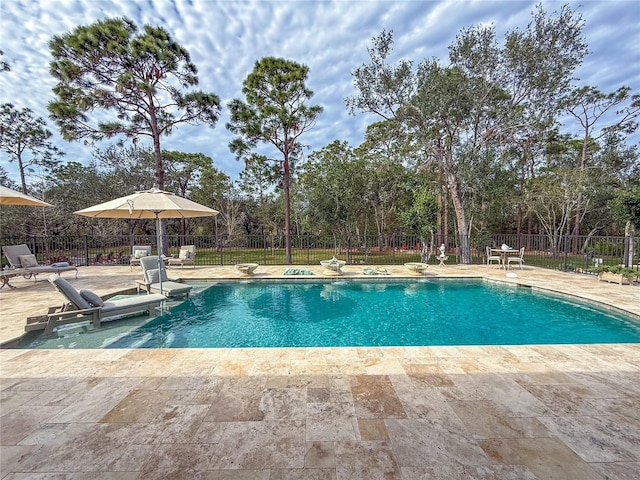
<box><xmin>75</xmin><ymin>188</ymin><xmax>218</xmax><ymax>293</ymax></box>
<box><xmin>74</xmin><ymin>187</ymin><xmax>218</xmax><ymax>219</ymax></box>
<box><xmin>0</xmin><ymin>185</ymin><xmax>53</xmax><ymax>207</ymax></box>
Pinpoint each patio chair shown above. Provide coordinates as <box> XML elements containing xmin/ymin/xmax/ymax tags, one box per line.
<box><xmin>24</xmin><ymin>274</ymin><xmax>166</xmax><ymax>335</ymax></box>
<box><xmin>486</xmin><ymin>246</ymin><xmax>501</xmax><ymax>266</ymax></box>
<box><xmin>129</xmin><ymin>245</ymin><xmax>152</xmax><ymax>270</ymax></box>
<box><xmin>167</xmin><ymin>245</ymin><xmax>196</xmax><ymax>268</ymax></box>
<box><xmin>2</xmin><ymin>244</ymin><xmax>78</xmax><ymax>282</ymax></box>
<box><xmin>139</xmin><ymin>255</ymin><xmax>192</xmax><ymax>297</ymax></box>
<box><xmin>507</xmin><ymin>247</ymin><xmax>525</xmax><ymax>270</ymax></box>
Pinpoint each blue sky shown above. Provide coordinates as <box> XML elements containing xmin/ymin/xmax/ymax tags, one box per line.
<box><xmin>1</xmin><ymin>0</ymin><xmax>638</xmax><ymax>186</ymax></box>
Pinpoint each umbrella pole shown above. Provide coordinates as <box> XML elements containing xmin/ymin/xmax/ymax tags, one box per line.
<box><xmin>155</xmin><ymin>212</ymin><xmax>163</xmax><ymax>295</ymax></box>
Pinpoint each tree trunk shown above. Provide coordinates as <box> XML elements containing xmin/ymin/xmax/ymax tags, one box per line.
<box><xmin>444</xmin><ymin>166</ymin><xmax>471</xmax><ymax>264</ymax></box>
<box><xmin>572</xmin><ymin>130</ymin><xmax>589</xmax><ymax>250</ymax></box>
<box><xmin>283</xmin><ymin>154</ymin><xmax>292</xmax><ymax>264</ymax></box>
<box><xmin>437</xmin><ymin>166</ymin><xmax>443</xmax><ymax>246</ymax></box>
<box><xmin>443</xmin><ymin>184</ymin><xmax>449</xmax><ymax>250</ymax></box>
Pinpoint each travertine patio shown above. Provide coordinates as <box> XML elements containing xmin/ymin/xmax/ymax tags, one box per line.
<box><xmin>1</xmin><ymin>264</ymin><xmax>639</xmax><ymax>479</ymax></box>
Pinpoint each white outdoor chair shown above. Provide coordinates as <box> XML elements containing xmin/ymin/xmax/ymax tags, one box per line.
<box><xmin>486</xmin><ymin>246</ymin><xmax>501</xmax><ymax>266</ymax></box>
<box><xmin>507</xmin><ymin>247</ymin><xmax>525</xmax><ymax>270</ymax></box>
<box><xmin>130</xmin><ymin>245</ymin><xmax>152</xmax><ymax>270</ymax></box>
<box><xmin>167</xmin><ymin>245</ymin><xmax>196</xmax><ymax>269</ymax></box>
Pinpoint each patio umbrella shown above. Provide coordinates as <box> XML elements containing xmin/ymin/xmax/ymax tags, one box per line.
<box><xmin>74</xmin><ymin>187</ymin><xmax>218</xmax><ymax>293</ymax></box>
<box><xmin>0</xmin><ymin>185</ymin><xmax>53</xmax><ymax>207</ymax></box>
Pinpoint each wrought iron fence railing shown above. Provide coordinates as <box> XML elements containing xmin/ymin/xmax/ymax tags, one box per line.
<box><xmin>1</xmin><ymin>233</ymin><xmax>637</xmax><ymax>272</ymax></box>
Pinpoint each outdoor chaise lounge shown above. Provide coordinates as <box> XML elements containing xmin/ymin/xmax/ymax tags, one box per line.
<box><xmin>167</xmin><ymin>245</ymin><xmax>196</xmax><ymax>268</ymax></box>
<box><xmin>3</xmin><ymin>244</ymin><xmax>78</xmax><ymax>281</ymax></box>
<box><xmin>24</xmin><ymin>274</ymin><xmax>166</xmax><ymax>335</ymax></box>
<box><xmin>139</xmin><ymin>255</ymin><xmax>192</xmax><ymax>297</ymax></box>
<box><xmin>129</xmin><ymin>245</ymin><xmax>152</xmax><ymax>270</ymax></box>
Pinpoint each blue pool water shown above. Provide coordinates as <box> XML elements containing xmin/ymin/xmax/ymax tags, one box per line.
<box><xmin>81</xmin><ymin>279</ymin><xmax>640</xmax><ymax>349</ymax></box>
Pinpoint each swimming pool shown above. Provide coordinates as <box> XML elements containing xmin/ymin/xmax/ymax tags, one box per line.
<box><xmin>19</xmin><ymin>279</ymin><xmax>640</xmax><ymax>349</ymax></box>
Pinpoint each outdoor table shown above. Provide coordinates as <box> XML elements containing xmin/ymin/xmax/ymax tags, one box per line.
<box><xmin>491</xmin><ymin>248</ymin><xmax>519</xmax><ymax>270</ymax></box>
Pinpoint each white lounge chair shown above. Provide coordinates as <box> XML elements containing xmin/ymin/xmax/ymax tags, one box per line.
<box><xmin>24</xmin><ymin>274</ymin><xmax>166</xmax><ymax>335</ymax></box>
<box><xmin>139</xmin><ymin>255</ymin><xmax>192</xmax><ymax>297</ymax></box>
<box><xmin>167</xmin><ymin>245</ymin><xmax>196</xmax><ymax>268</ymax></box>
<box><xmin>129</xmin><ymin>245</ymin><xmax>152</xmax><ymax>270</ymax></box>
<box><xmin>2</xmin><ymin>244</ymin><xmax>78</xmax><ymax>281</ymax></box>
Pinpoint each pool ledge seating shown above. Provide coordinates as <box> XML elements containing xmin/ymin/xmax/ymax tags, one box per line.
<box><xmin>25</xmin><ymin>274</ymin><xmax>166</xmax><ymax>336</ymax></box>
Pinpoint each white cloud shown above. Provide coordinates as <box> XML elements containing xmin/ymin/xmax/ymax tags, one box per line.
<box><xmin>1</xmin><ymin>0</ymin><xmax>638</xmax><ymax>187</ymax></box>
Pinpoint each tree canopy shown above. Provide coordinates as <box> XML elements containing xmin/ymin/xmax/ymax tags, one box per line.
<box><xmin>347</xmin><ymin>5</ymin><xmax>590</xmax><ymax>263</ymax></box>
<box><xmin>48</xmin><ymin>16</ymin><xmax>221</xmax><ymax>189</ymax></box>
<box><xmin>0</xmin><ymin>103</ymin><xmax>64</xmax><ymax>193</ymax></box>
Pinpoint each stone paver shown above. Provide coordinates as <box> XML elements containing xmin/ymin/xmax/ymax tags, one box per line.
<box><xmin>1</xmin><ymin>264</ymin><xmax>639</xmax><ymax>478</ymax></box>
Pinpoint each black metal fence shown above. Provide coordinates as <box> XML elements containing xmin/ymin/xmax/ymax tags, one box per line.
<box><xmin>1</xmin><ymin>233</ymin><xmax>637</xmax><ymax>272</ymax></box>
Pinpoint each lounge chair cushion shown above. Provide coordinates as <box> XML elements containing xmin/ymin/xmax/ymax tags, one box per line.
<box><xmin>80</xmin><ymin>289</ymin><xmax>104</xmax><ymax>307</ymax></box>
<box><xmin>145</xmin><ymin>268</ymin><xmax>168</xmax><ymax>284</ymax></box>
<box><xmin>148</xmin><ymin>281</ymin><xmax>192</xmax><ymax>296</ymax></box>
<box><xmin>134</xmin><ymin>249</ymin><xmax>148</xmax><ymax>259</ymax></box>
<box><xmin>18</xmin><ymin>254</ymin><xmax>39</xmax><ymax>267</ymax></box>
<box><xmin>179</xmin><ymin>249</ymin><xmax>191</xmax><ymax>259</ymax></box>
<box><xmin>50</xmin><ymin>275</ymin><xmax>92</xmax><ymax>310</ymax></box>
<box><xmin>100</xmin><ymin>294</ymin><xmax>166</xmax><ymax>314</ymax></box>
<box><xmin>147</xmin><ymin>269</ymin><xmax>160</xmax><ymax>283</ymax></box>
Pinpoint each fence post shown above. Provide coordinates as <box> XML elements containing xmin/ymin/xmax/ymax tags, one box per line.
<box><xmin>563</xmin><ymin>233</ymin><xmax>568</xmax><ymax>271</ymax></box>
<box><xmin>83</xmin><ymin>235</ymin><xmax>89</xmax><ymax>266</ymax></box>
<box><xmin>392</xmin><ymin>235</ymin><xmax>396</xmax><ymax>265</ymax></box>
